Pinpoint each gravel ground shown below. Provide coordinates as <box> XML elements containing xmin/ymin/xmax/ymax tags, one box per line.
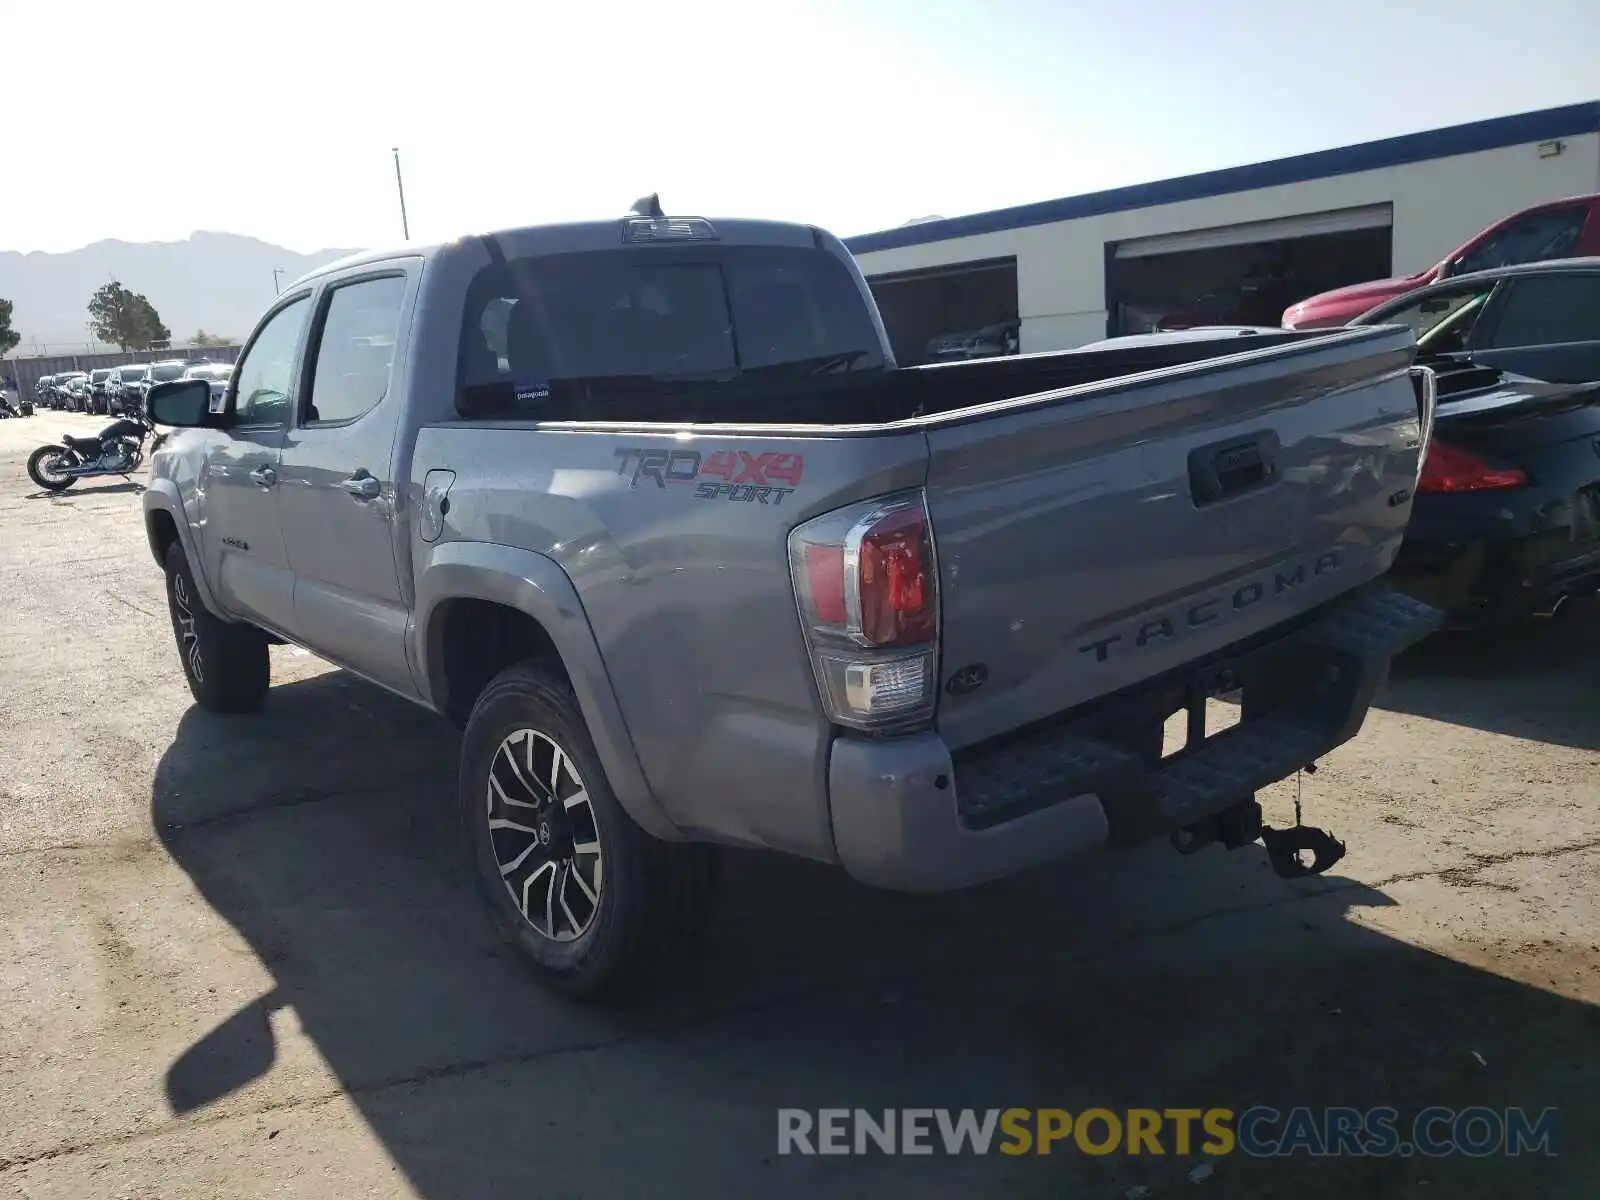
<box><xmin>1</xmin><ymin>411</ymin><xmax>1597</xmax><ymax>1199</ymax></box>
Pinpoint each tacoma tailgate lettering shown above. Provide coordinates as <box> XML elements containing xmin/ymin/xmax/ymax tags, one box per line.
<box><xmin>1077</xmin><ymin>548</ymin><xmax>1342</xmax><ymax>663</ymax></box>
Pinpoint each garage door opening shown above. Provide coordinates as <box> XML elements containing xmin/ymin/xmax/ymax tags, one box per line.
<box><xmin>866</xmin><ymin>258</ymin><xmax>1019</xmax><ymax>365</ymax></box>
<box><xmin>1107</xmin><ymin>206</ymin><xmax>1393</xmax><ymax>335</ymax></box>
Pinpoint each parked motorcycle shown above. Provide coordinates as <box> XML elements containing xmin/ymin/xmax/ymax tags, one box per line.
<box><xmin>26</xmin><ymin>410</ymin><xmax>167</xmax><ymax>492</ymax></box>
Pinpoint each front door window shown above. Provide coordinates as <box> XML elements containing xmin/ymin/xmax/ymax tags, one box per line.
<box><xmin>233</xmin><ymin>297</ymin><xmax>309</xmax><ymax>426</ymax></box>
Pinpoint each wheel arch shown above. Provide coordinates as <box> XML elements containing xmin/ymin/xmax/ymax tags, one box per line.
<box><xmin>413</xmin><ymin>542</ymin><xmax>681</xmax><ymax>842</ymax></box>
<box><xmin>143</xmin><ymin>481</ymin><xmax>223</xmax><ymax>616</ymax></box>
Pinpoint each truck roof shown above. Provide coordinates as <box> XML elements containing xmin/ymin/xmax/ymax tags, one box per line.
<box><xmin>286</xmin><ymin>215</ymin><xmax>827</xmax><ymax>291</ymax></box>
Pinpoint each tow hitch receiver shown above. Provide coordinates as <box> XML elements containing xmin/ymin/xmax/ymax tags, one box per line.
<box><xmin>1171</xmin><ymin>767</ymin><xmax>1348</xmax><ymax>879</ymax></box>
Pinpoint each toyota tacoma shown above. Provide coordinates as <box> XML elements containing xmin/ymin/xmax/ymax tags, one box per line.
<box><xmin>143</xmin><ymin>197</ymin><xmax>1442</xmax><ymax>997</ymax></box>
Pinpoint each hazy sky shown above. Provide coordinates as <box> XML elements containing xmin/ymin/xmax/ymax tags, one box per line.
<box><xmin>6</xmin><ymin>0</ymin><xmax>1596</xmax><ymax>255</ymax></box>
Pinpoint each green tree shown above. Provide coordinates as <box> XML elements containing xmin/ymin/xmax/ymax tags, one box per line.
<box><xmin>190</xmin><ymin>329</ymin><xmax>234</xmax><ymax>349</ymax></box>
<box><xmin>132</xmin><ymin>295</ymin><xmax>171</xmax><ymax>350</ymax></box>
<box><xmin>0</xmin><ymin>298</ymin><xmax>19</xmax><ymax>357</ymax></box>
<box><xmin>88</xmin><ymin>282</ymin><xmax>170</xmax><ymax>350</ymax></box>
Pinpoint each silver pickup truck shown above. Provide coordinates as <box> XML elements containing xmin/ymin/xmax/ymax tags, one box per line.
<box><xmin>143</xmin><ymin>201</ymin><xmax>1441</xmax><ymax>997</ymax></box>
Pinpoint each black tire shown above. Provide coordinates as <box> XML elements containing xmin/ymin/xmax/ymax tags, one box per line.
<box><xmin>163</xmin><ymin>542</ymin><xmax>270</xmax><ymax>713</ymax></box>
<box><xmin>460</xmin><ymin>663</ymin><xmax>719</xmax><ymax>1000</ymax></box>
<box><xmin>27</xmin><ymin>445</ymin><xmax>78</xmax><ymax>491</ymax></box>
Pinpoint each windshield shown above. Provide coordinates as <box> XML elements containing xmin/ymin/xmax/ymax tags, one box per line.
<box><xmin>152</xmin><ymin>363</ymin><xmax>188</xmax><ymax>381</ymax></box>
<box><xmin>458</xmin><ymin>246</ymin><xmax>885</xmax><ymax>412</ymax></box>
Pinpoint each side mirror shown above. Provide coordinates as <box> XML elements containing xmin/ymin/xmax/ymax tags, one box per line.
<box><xmin>147</xmin><ymin>378</ymin><xmax>224</xmax><ymax>427</ymax></box>
<box><xmin>1437</xmin><ymin>257</ymin><xmax>1463</xmax><ymax>281</ymax></box>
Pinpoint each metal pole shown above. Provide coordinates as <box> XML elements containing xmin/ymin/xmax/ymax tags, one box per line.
<box><xmin>392</xmin><ymin>147</ymin><xmax>410</xmax><ymax>241</ymax></box>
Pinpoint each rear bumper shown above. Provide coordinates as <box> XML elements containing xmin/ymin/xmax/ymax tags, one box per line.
<box><xmin>1393</xmin><ymin>497</ymin><xmax>1600</xmax><ymax>624</ymax></box>
<box><xmin>827</xmin><ymin>587</ymin><xmax>1441</xmax><ymax>891</ymax></box>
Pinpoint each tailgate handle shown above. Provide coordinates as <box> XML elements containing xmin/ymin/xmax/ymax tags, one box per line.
<box><xmin>1189</xmin><ymin>432</ymin><xmax>1279</xmax><ymax>506</ymax></box>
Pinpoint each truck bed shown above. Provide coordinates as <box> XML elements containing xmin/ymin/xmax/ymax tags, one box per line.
<box><xmin>462</xmin><ymin>326</ymin><xmax>1341</xmax><ymax>427</ymax></box>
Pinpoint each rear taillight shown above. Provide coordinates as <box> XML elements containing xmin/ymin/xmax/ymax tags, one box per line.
<box><xmin>1417</xmin><ymin>440</ymin><xmax>1527</xmax><ymax>493</ymax></box>
<box><xmin>789</xmin><ymin>491</ymin><xmax>939</xmax><ymax>732</ymax></box>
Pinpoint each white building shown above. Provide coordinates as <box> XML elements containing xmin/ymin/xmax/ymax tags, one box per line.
<box><xmin>846</xmin><ymin>101</ymin><xmax>1600</xmax><ymax>361</ymax></box>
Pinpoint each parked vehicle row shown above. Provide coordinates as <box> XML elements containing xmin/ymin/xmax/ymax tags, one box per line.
<box><xmin>34</xmin><ymin>372</ymin><xmax>89</xmax><ymax>412</ymax></box>
<box><xmin>31</xmin><ymin>359</ymin><xmax>232</xmax><ymax>416</ymax></box>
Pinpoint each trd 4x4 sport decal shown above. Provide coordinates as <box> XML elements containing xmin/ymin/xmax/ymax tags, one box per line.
<box><xmin>613</xmin><ymin>448</ymin><xmax>805</xmax><ymax>505</ymax></box>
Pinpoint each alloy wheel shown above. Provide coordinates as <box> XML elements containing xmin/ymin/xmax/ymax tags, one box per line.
<box><xmin>172</xmin><ymin>572</ymin><xmax>204</xmax><ymax>683</ymax></box>
<box><xmin>487</xmin><ymin>729</ymin><xmax>603</xmax><ymax>942</ymax></box>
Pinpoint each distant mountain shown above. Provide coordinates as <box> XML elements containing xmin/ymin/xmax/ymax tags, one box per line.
<box><xmin>0</xmin><ymin>232</ymin><xmax>361</xmax><ymax>354</ymax></box>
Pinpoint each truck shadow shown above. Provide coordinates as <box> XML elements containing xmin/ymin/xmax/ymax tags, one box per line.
<box><xmin>152</xmin><ymin>670</ymin><xmax>1597</xmax><ymax>1199</ymax></box>
<box><xmin>1378</xmin><ymin>599</ymin><xmax>1600</xmax><ymax>751</ymax></box>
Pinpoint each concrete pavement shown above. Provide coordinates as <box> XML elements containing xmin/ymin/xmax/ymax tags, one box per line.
<box><xmin>1</xmin><ymin>412</ymin><xmax>1596</xmax><ymax>1198</ymax></box>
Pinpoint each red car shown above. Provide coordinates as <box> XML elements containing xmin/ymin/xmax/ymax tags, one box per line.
<box><xmin>1282</xmin><ymin>193</ymin><xmax>1600</xmax><ymax>329</ymax></box>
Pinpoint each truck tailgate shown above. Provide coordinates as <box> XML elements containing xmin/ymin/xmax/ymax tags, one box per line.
<box><xmin>922</xmin><ymin>327</ymin><xmax>1423</xmax><ymax>750</ymax></box>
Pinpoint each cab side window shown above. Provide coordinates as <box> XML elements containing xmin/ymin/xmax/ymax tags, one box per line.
<box><xmin>302</xmin><ymin>276</ymin><xmax>408</xmax><ymax>425</ymax></box>
<box><xmin>233</xmin><ymin>297</ymin><xmax>310</xmax><ymax>426</ymax></box>
<box><xmin>1483</xmin><ymin>274</ymin><xmax>1600</xmax><ymax>347</ymax></box>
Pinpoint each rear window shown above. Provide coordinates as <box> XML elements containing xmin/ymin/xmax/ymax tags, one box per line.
<box><xmin>119</xmin><ymin>368</ymin><xmax>145</xmax><ymax>380</ymax></box>
<box><xmin>152</xmin><ymin>363</ymin><xmax>188</xmax><ymax>382</ymax></box>
<box><xmin>458</xmin><ymin>246</ymin><xmax>884</xmax><ymax>417</ymax></box>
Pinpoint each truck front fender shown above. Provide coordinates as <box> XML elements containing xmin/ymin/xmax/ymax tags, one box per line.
<box><xmin>142</xmin><ymin>478</ymin><xmax>223</xmax><ymax>617</ymax></box>
<box><xmin>411</xmin><ymin>541</ymin><xmax>682</xmax><ymax>842</ymax></box>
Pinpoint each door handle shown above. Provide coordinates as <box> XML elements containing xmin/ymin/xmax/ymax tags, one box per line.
<box><xmin>248</xmin><ymin>466</ymin><xmax>277</xmax><ymax>487</ymax></box>
<box><xmin>338</xmin><ymin>472</ymin><xmax>382</xmax><ymax>500</ymax></box>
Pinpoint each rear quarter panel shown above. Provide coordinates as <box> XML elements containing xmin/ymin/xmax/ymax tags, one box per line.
<box><xmin>410</xmin><ymin>423</ymin><xmax>927</xmax><ymax>863</ymax></box>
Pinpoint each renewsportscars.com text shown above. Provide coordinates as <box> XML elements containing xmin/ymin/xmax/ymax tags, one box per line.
<box><xmin>777</xmin><ymin>1106</ymin><xmax>1559</xmax><ymax>1158</ymax></box>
